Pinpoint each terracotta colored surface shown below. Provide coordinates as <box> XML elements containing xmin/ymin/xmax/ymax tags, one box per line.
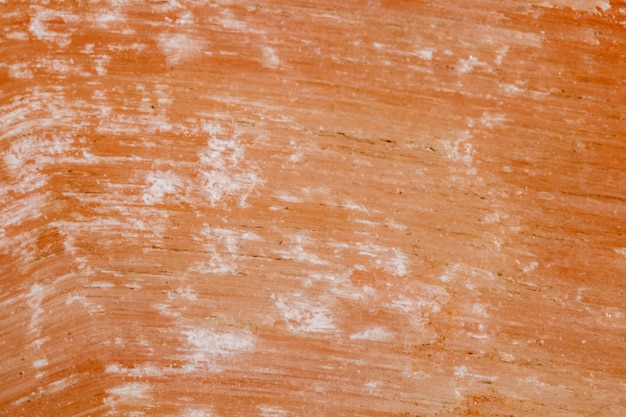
<box><xmin>1</xmin><ymin>1</ymin><xmax>626</xmax><ymax>416</ymax></box>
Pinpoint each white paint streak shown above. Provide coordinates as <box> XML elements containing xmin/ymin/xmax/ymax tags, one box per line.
<box><xmin>28</xmin><ymin>284</ymin><xmax>45</xmax><ymax>333</ymax></box>
<box><xmin>182</xmin><ymin>409</ymin><xmax>218</xmax><ymax>417</ymax></box>
<box><xmin>33</xmin><ymin>358</ymin><xmax>48</xmax><ymax>368</ymax></box>
<box><xmin>614</xmin><ymin>247</ymin><xmax>626</xmax><ymax>257</ymax></box>
<box><xmin>480</xmin><ymin>112</ymin><xmax>506</xmax><ymax>128</ymax></box>
<box><xmin>258</xmin><ymin>405</ymin><xmax>288</xmax><ymax>417</ymax></box>
<box><xmin>349</xmin><ymin>326</ymin><xmax>393</xmax><ymax>341</ymax></box>
<box><xmin>386</xmin><ymin>288</ymin><xmax>447</xmax><ymax>314</ymax></box>
<box><xmin>539</xmin><ymin>0</ymin><xmax>610</xmax><ymax>13</ymax></box>
<box><xmin>415</xmin><ymin>48</ymin><xmax>434</xmax><ymax>60</ymax></box>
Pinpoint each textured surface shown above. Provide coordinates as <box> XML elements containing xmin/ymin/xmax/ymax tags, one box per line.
<box><xmin>1</xmin><ymin>1</ymin><xmax>626</xmax><ymax>416</ymax></box>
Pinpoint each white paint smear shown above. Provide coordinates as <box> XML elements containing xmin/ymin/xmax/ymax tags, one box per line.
<box><xmin>105</xmin><ymin>383</ymin><xmax>150</xmax><ymax>408</ymax></box>
<box><xmin>273</xmin><ymin>234</ymin><xmax>329</xmax><ymax>266</ymax></box>
<box><xmin>261</xmin><ymin>46</ymin><xmax>280</xmax><ymax>69</ymax></box>
<box><xmin>457</xmin><ymin>55</ymin><xmax>488</xmax><ymax>74</ymax></box>
<box><xmin>274</xmin><ymin>295</ymin><xmax>336</xmax><ymax>333</ymax></box>
<box><xmin>258</xmin><ymin>405</ymin><xmax>288</xmax><ymax>417</ymax></box>
<box><xmin>355</xmin><ymin>243</ymin><xmax>409</xmax><ymax>276</ymax></box>
<box><xmin>182</xmin><ymin>409</ymin><xmax>218</xmax><ymax>417</ymax></box>
<box><xmin>29</xmin><ymin>7</ymin><xmax>78</xmax><ymax>48</ymax></box>
<box><xmin>349</xmin><ymin>326</ymin><xmax>393</xmax><ymax>341</ymax></box>
<box><xmin>219</xmin><ymin>9</ymin><xmax>246</xmax><ymax>30</ymax></box>
<box><xmin>142</xmin><ymin>171</ymin><xmax>183</xmax><ymax>205</ymax></box>
<box><xmin>415</xmin><ymin>48</ymin><xmax>434</xmax><ymax>60</ymax></box>
<box><xmin>183</xmin><ymin>328</ymin><xmax>255</xmax><ymax>370</ymax></box>
<box><xmin>614</xmin><ymin>247</ymin><xmax>626</xmax><ymax>257</ymax></box>
<box><xmin>33</xmin><ymin>358</ymin><xmax>48</xmax><ymax>368</ymax></box>
<box><xmin>197</xmin><ymin>123</ymin><xmax>262</xmax><ymax>207</ymax></box>
<box><xmin>191</xmin><ymin>226</ymin><xmax>261</xmax><ymax>275</ymax></box>
<box><xmin>539</xmin><ymin>0</ymin><xmax>610</xmax><ymax>13</ymax></box>
<box><xmin>157</xmin><ymin>33</ymin><xmax>204</xmax><ymax>66</ymax></box>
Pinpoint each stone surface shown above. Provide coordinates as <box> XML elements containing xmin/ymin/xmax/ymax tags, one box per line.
<box><xmin>1</xmin><ymin>1</ymin><xmax>626</xmax><ymax>416</ymax></box>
